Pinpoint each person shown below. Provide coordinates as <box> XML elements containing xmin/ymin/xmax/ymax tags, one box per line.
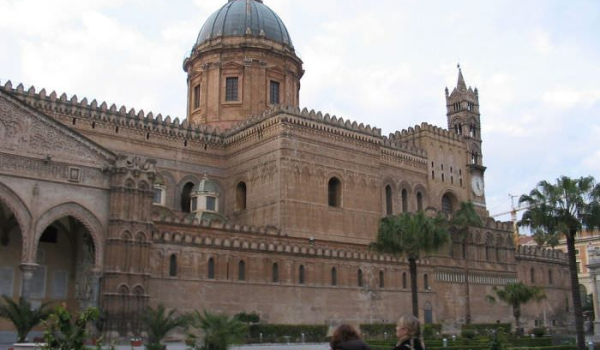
<box><xmin>393</xmin><ymin>315</ymin><xmax>425</xmax><ymax>350</ymax></box>
<box><xmin>329</xmin><ymin>324</ymin><xmax>371</xmax><ymax>350</ymax></box>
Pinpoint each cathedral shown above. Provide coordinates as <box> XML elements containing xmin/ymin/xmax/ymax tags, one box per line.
<box><xmin>0</xmin><ymin>0</ymin><xmax>573</xmax><ymax>338</ymax></box>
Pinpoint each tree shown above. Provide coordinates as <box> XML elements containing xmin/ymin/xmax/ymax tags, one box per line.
<box><xmin>451</xmin><ymin>201</ymin><xmax>483</xmax><ymax>324</ymax></box>
<box><xmin>42</xmin><ymin>306</ymin><xmax>99</xmax><ymax>350</ymax></box>
<box><xmin>371</xmin><ymin>211</ymin><xmax>449</xmax><ymax>317</ymax></box>
<box><xmin>190</xmin><ymin>310</ymin><xmax>247</xmax><ymax>350</ymax></box>
<box><xmin>485</xmin><ymin>282</ymin><xmax>546</xmax><ymax>335</ymax></box>
<box><xmin>0</xmin><ymin>296</ymin><xmax>52</xmax><ymax>343</ymax></box>
<box><xmin>141</xmin><ymin>304</ymin><xmax>188</xmax><ymax>350</ymax></box>
<box><xmin>519</xmin><ymin>176</ymin><xmax>600</xmax><ymax>349</ymax></box>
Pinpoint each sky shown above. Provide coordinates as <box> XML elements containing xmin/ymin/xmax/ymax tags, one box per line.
<box><xmin>1</xmin><ymin>0</ymin><xmax>599</xmax><ymax>222</ymax></box>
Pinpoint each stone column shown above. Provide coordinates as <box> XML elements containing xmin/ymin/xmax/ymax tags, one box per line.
<box><xmin>586</xmin><ymin>248</ymin><xmax>600</xmax><ymax>339</ymax></box>
<box><xmin>19</xmin><ymin>263</ymin><xmax>38</xmax><ymax>300</ymax></box>
<box><xmin>90</xmin><ymin>268</ymin><xmax>103</xmax><ymax>308</ymax></box>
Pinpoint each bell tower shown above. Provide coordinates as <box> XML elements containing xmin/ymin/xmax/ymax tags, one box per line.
<box><xmin>446</xmin><ymin>66</ymin><xmax>487</xmax><ymax>207</ymax></box>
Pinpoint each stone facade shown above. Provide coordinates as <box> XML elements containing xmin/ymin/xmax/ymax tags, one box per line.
<box><xmin>0</xmin><ymin>0</ymin><xmax>573</xmax><ymax>338</ymax></box>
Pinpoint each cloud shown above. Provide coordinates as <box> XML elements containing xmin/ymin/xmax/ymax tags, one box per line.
<box><xmin>542</xmin><ymin>87</ymin><xmax>600</xmax><ymax>109</ymax></box>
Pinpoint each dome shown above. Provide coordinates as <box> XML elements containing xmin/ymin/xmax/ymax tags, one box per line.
<box><xmin>196</xmin><ymin>0</ymin><xmax>293</xmax><ymax>48</ymax></box>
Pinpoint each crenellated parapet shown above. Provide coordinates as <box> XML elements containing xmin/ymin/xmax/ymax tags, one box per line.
<box><xmin>515</xmin><ymin>245</ymin><xmax>567</xmax><ymax>264</ymax></box>
<box><xmin>0</xmin><ymin>80</ymin><xmax>226</xmax><ymax>146</ymax></box>
<box><xmin>153</xmin><ymin>219</ymin><xmax>432</xmax><ymax>266</ymax></box>
<box><xmin>483</xmin><ymin>217</ymin><xmax>513</xmax><ymax>232</ymax></box>
<box><xmin>391</xmin><ymin>122</ymin><xmax>465</xmax><ymax>144</ymax></box>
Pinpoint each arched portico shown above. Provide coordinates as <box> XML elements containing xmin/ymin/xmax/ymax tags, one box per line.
<box><xmin>0</xmin><ymin>182</ymin><xmax>32</xmax><ymax>264</ymax></box>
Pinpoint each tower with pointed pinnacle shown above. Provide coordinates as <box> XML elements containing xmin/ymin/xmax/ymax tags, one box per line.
<box><xmin>446</xmin><ymin>65</ymin><xmax>487</xmax><ymax>207</ymax></box>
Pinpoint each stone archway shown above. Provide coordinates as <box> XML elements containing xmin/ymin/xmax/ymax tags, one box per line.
<box><xmin>31</xmin><ymin>203</ymin><xmax>105</xmax><ymax>309</ymax></box>
<box><xmin>0</xmin><ymin>182</ymin><xmax>32</xmax><ymax>264</ymax></box>
<box><xmin>33</xmin><ymin>202</ymin><xmax>104</xmax><ymax>268</ymax></box>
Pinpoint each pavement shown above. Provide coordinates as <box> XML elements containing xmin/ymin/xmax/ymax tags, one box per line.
<box><xmin>0</xmin><ymin>342</ymin><xmax>330</xmax><ymax>350</ymax></box>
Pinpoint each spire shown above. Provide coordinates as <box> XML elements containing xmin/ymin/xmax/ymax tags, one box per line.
<box><xmin>457</xmin><ymin>64</ymin><xmax>467</xmax><ymax>91</ymax></box>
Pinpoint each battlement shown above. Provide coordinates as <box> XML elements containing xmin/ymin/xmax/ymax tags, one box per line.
<box><xmin>153</xmin><ymin>217</ymin><xmax>428</xmax><ymax>266</ymax></box>
<box><xmin>391</xmin><ymin>122</ymin><xmax>464</xmax><ymax>144</ymax></box>
<box><xmin>0</xmin><ymin>80</ymin><xmax>226</xmax><ymax>145</ymax></box>
<box><xmin>484</xmin><ymin>217</ymin><xmax>513</xmax><ymax>232</ymax></box>
<box><xmin>515</xmin><ymin>245</ymin><xmax>567</xmax><ymax>263</ymax></box>
<box><xmin>0</xmin><ymin>80</ymin><xmax>435</xmax><ymax>160</ymax></box>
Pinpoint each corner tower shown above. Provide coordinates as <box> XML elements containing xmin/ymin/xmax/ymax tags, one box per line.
<box><xmin>446</xmin><ymin>66</ymin><xmax>487</xmax><ymax>208</ymax></box>
<box><xmin>183</xmin><ymin>0</ymin><xmax>304</xmax><ymax>129</ymax></box>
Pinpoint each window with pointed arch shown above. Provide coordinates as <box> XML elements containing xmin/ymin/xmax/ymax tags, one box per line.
<box><xmin>181</xmin><ymin>182</ymin><xmax>194</xmax><ymax>212</ymax></box>
<box><xmin>299</xmin><ymin>265</ymin><xmax>305</xmax><ymax>285</ymax></box>
<box><xmin>238</xmin><ymin>260</ymin><xmax>246</xmax><ymax>281</ymax></box>
<box><xmin>379</xmin><ymin>270</ymin><xmax>385</xmax><ymax>288</ymax></box>
<box><xmin>385</xmin><ymin>185</ymin><xmax>393</xmax><ymax>215</ymax></box>
<box><xmin>328</xmin><ymin>177</ymin><xmax>342</xmax><ymax>207</ymax></box>
<box><xmin>272</xmin><ymin>263</ymin><xmax>279</xmax><ymax>283</ymax></box>
<box><xmin>236</xmin><ymin>182</ymin><xmax>247</xmax><ymax>211</ymax></box>
<box><xmin>402</xmin><ymin>272</ymin><xmax>408</xmax><ymax>289</ymax></box>
<box><xmin>442</xmin><ymin>194</ymin><xmax>453</xmax><ymax>214</ymax></box>
<box><xmin>169</xmin><ymin>254</ymin><xmax>177</xmax><ymax>277</ymax></box>
<box><xmin>548</xmin><ymin>269</ymin><xmax>553</xmax><ymax>285</ymax></box>
<box><xmin>331</xmin><ymin>267</ymin><xmax>337</xmax><ymax>286</ymax></box>
<box><xmin>358</xmin><ymin>269</ymin><xmax>363</xmax><ymax>287</ymax></box>
<box><xmin>208</xmin><ymin>258</ymin><xmax>215</xmax><ymax>279</ymax></box>
<box><xmin>530</xmin><ymin>268</ymin><xmax>535</xmax><ymax>284</ymax></box>
<box><xmin>401</xmin><ymin>189</ymin><xmax>408</xmax><ymax>212</ymax></box>
<box><xmin>416</xmin><ymin>192</ymin><xmax>423</xmax><ymax>211</ymax></box>
<box><xmin>424</xmin><ymin>274</ymin><xmax>429</xmax><ymax>290</ymax></box>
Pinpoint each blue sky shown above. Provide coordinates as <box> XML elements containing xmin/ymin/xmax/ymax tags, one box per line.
<box><xmin>1</xmin><ymin>0</ymin><xmax>599</xmax><ymax>221</ymax></box>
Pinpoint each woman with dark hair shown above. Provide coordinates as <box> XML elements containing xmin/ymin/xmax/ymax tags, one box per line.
<box><xmin>330</xmin><ymin>324</ymin><xmax>371</xmax><ymax>350</ymax></box>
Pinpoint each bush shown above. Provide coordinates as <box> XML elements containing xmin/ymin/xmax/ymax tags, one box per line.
<box><xmin>234</xmin><ymin>311</ymin><xmax>260</xmax><ymax>324</ymax></box>
<box><xmin>461</xmin><ymin>329</ymin><xmax>477</xmax><ymax>339</ymax></box>
<box><xmin>247</xmin><ymin>324</ymin><xmax>327</xmax><ymax>343</ymax></box>
<box><xmin>42</xmin><ymin>306</ymin><xmax>99</xmax><ymax>350</ymax></box>
<box><xmin>531</xmin><ymin>327</ymin><xmax>545</xmax><ymax>337</ymax></box>
<box><xmin>423</xmin><ymin>324</ymin><xmax>442</xmax><ymax>339</ymax></box>
<box><xmin>462</xmin><ymin>323</ymin><xmax>512</xmax><ymax>334</ymax></box>
<box><xmin>360</xmin><ymin>323</ymin><xmax>396</xmax><ymax>339</ymax></box>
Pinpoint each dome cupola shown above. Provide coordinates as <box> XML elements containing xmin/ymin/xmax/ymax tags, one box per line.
<box><xmin>196</xmin><ymin>0</ymin><xmax>293</xmax><ymax>49</ymax></box>
<box><xmin>183</xmin><ymin>0</ymin><xmax>303</xmax><ymax>129</ymax></box>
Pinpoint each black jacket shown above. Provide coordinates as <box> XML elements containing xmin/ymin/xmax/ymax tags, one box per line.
<box><xmin>335</xmin><ymin>339</ymin><xmax>371</xmax><ymax>350</ymax></box>
<box><xmin>393</xmin><ymin>338</ymin><xmax>425</xmax><ymax>350</ymax></box>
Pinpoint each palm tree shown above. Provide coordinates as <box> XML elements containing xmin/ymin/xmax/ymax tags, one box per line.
<box><xmin>451</xmin><ymin>201</ymin><xmax>483</xmax><ymax>325</ymax></box>
<box><xmin>192</xmin><ymin>310</ymin><xmax>247</xmax><ymax>350</ymax></box>
<box><xmin>485</xmin><ymin>282</ymin><xmax>546</xmax><ymax>335</ymax></box>
<box><xmin>371</xmin><ymin>211</ymin><xmax>449</xmax><ymax>317</ymax></box>
<box><xmin>519</xmin><ymin>176</ymin><xmax>600</xmax><ymax>350</ymax></box>
<box><xmin>0</xmin><ymin>296</ymin><xmax>52</xmax><ymax>343</ymax></box>
<box><xmin>141</xmin><ymin>304</ymin><xmax>188</xmax><ymax>350</ymax></box>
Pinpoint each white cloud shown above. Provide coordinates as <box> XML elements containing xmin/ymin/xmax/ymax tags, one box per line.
<box><xmin>542</xmin><ymin>87</ymin><xmax>600</xmax><ymax>109</ymax></box>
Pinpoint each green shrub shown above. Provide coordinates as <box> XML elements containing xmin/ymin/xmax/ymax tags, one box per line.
<box><xmin>359</xmin><ymin>323</ymin><xmax>396</xmax><ymax>339</ymax></box>
<box><xmin>462</xmin><ymin>323</ymin><xmax>512</xmax><ymax>334</ymax></box>
<box><xmin>506</xmin><ymin>337</ymin><xmax>552</xmax><ymax>347</ymax></box>
<box><xmin>423</xmin><ymin>324</ymin><xmax>442</xmax><ymax>339</ymax></box>
<box><xmin>506</xmin><ymin>346</ymin><xmax>576</xmax><ymax>350</ymax></box>
<box><xmin>42</xmin><ymin>306</ymin><xmax>99</xmax><ymax>350</ymax></box>
<box><xmin>234</xmin><ymin>311</ymin><xmax>260</xmax><ymax>324</ymax></box>
<box><xmin>461</xmin><ymin>329</ymin><xmax>477</xmax><ymax>339</ymax></box>
<box><xmin>247</xmin><ymin>324</ymin><xmax>327</xmax><ymax>343</ymax></box>
<box><xmin>531</xmin><ymin>327</ymin><xmax>545</xmax><ymax>337</ymax></box>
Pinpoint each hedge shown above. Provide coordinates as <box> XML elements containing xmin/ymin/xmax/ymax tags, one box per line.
<box><xmin>360</xmin><ymin>323</ymin><xmax>442</xmax><ymax>340</ymax></box>
<box><xmin>247</xmin><ymin>324</ymin><xmax>328</xmax><ymax>343</ymax></box>
<box><xmin>506</xmin><ymin>347</ymin><xmax>576</xmax><ymax>350</ymax></box>
<box><xmin>462</xmin><ymin>323</ymin><xmax>512</xmax><ymax>334</ymax></box>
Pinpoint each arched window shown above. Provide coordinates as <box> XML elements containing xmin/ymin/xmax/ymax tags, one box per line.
<box><xmin>424</xmin><ymin>274</ymin><xmax>429</xmax><ymax>290</ymax></box>
<box><xmin>236</xmin><ymin>182</ymin><xmax>247</xmax><ymax>211</ymax></box>
<box><xmin>299</xmin><ymin>265</ymin><xmax>305</xmax><ymax>285</ymax></box>
<box><xmin>385</xmin><ymin>185</ymin><xmax>393</xmax><ymax>215</ymax></box>
<box><xmin>379</xmin><ymin>270</ymin><xmax>385</xmax><ymax>288</ymax></box>
<box><xmin>548</xmin><ymin>269</ymin><xmax>553</xmax><ymax>285</ymax></box>
<box><xmin>328</xmin><ymin>177</ymin><xmax>342</xmax><ymax>207</ymax></box>
<box><xmin>471</xmin><ymin>151</ymin><xmax>479</xmax><ymax>165</ymax></box>
<box><xmin>441</xmin><ymin>194</ymin><xmax>453</xmax><ymax>214</ymax></box>
<box><xmin>272</xmin><ymin>263</ymin><xmax>279</xmax><ymax>283</ymax></box>
<box><xmin>402</xmin><ymin>272</ymin><xmax>408</xmax><ymax>289</ymax></box>
<box><xmin>470</xmin><ymin>124</ymin><xmax>476</xmax><ymax>138</ymax></box>
<box><xmin>416</xmin><ymin>192</ymin><xmax>423</xmax><ymax>211</ymax></box>
<box><xmin>238</xmin><ymin>260</ymin><xmax>246</xmax><ymax>281</ymax></box>
<box><xmin>402</xmin><ymin>189</ymin><xmax>408</xmax><ymax>213</ymax></box>
<box><xmin>358</xmin><ymin>269</ymin><xmax>363</xmax><ymax>287</ymax></box>
<box><xmin>208</xmin><ymin>258</ymin><xmax>215</xmax><ymax>279</ymax></box>
<box><xmin>169</xmin><ymin>254</ymin><xmax>177</xmax><ymax>277</ymax></box>
<box><xmin>530</xmin><ymin>268</ymin><xmax>535</xmax><ymax>284</ymax></box>
<box><xmin>181</xmin><ymin>182</ymin><xmax>194</xmax><ymax>212</ymax></box>
<box><xmin>331</xmin><ymin>267</ymin><xmax>337</xmax><ymax>286</ymax></box>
